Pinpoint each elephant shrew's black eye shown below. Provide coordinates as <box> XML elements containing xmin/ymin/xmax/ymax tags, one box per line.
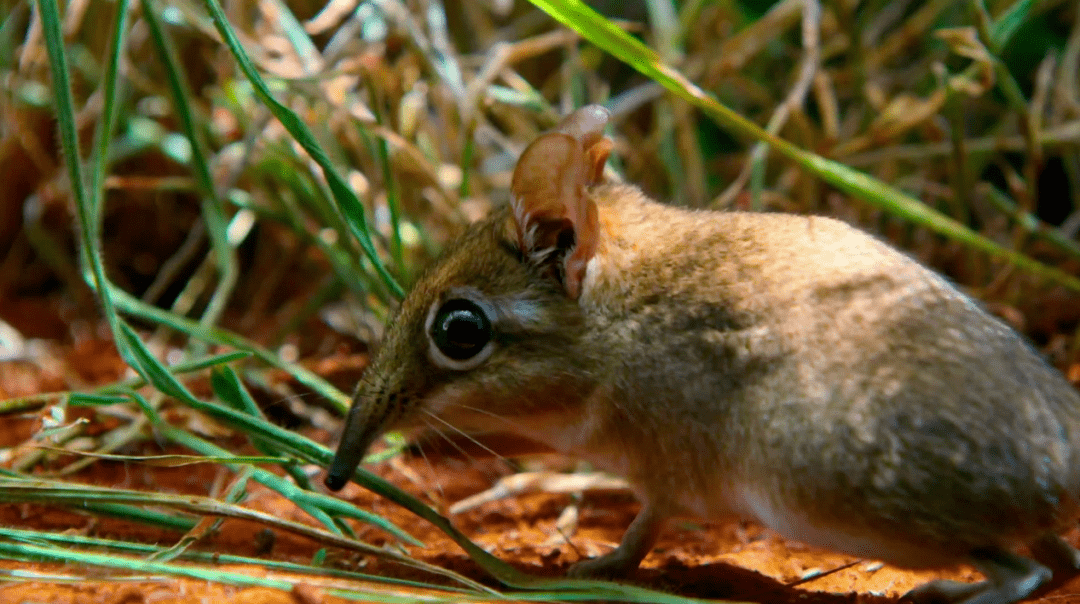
<box><xmin>431</xmin><ymin>299</ymin><xmax>493</xmax><ymax>361</ymax></box>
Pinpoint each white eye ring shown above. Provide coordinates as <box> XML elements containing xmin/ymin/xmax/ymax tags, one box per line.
<box><xmin>425</xmin><ymin>292</ymin><xmax>498</xmax><ymax>371</ymax></box>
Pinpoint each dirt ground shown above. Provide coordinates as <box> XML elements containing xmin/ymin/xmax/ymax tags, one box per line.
<box><xmin>4</xmin><ymin>296</ymin><xmax>1080</xmax><ymax>604</ymax></box>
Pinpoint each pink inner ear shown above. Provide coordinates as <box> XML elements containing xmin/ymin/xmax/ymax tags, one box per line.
<box><xmin>509</xmin><ymin>106</ymin><xmax>611</xmax><ymax>299</ymax></box>
<box><xmin>510</xmin><ymin>132</ymin><xmax>584</xmax><ymax>252</ymax></box>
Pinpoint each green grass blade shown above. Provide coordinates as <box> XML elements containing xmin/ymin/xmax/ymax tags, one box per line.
<box><xmin>141</xmin><ymin>0</ymin><xmax>239</xmax><ymax>330</ymax></box>
<box><xmin>0</xmin><ymin>540</ymin><xmax>292</xmax><ymax>589</ymax></box>
<box><xmin>199</xmin><ymin>0</ymin><xmax>404</xmax><ymax>299</ymax></box>
<box><xmin>85</xmin><ymin>502</ymin><xmax>198</xmax><ymax>531</ymax></box>
<box><xmin>209</xmin><ymin>365</ymin><xmax>326</xmax><ymax>491</ymax></box>
<box><xmin>107</xmin><ymin>285</ymin><xmax>351</xmax><ymax>412</ymax></box>
<box><xmin>88</xmin><ymin>0</ymin><xmax>130</xmax><ymax>204</ymax></box>
<box><xmin>117</xmin><ymin>322</ymin><xmax>200</xmax><ymax>404</ymax></box>
<box><xmin>0</xmin><ymin>527</ymin><xmax>473</xmax><ymax>593</ymax></box>
<box><xmin>370</xmin><ymin>108</ymin><xmax>406</xmax><ymax>274</ymax></box>
<box><xmin>36</xmin><ymin>0</ymin><xmax>117</xmax><ymax>319</ymax></box>
<box><xmin>983</xmin><ymin>186</ymin><xmax>1080</xmax><ymax>262</ymax></box>
<box><xmin>266</xmin><ymin>0</ymin><xmax>321</xmax><ymax>73</ymax></box>
<box><xmin>989</xmin><ymin>0</ymin><xmax>1035</xmax><ymax>49</ymax></box>
<box><xmin>36</xmin><ymin>0</ymin><xmax>170</xmax><ymax>399</ymax></box>
<box><xmin>68</xmin><ymin>393</ymin><xmax>131</xmax><ymax>406</ymax></box>
<box><xmin>36</xmin><ymin>0</ymin><xmax>89</xmax><ymax>224</ymax></box>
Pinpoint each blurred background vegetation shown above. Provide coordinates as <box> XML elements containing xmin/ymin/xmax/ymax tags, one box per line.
<box><xmin>0</xmin><ymin>0</ymin><xmax>1078</xmax><ymax>597</ymax></box>
<box><xmin>2</xmin><ymin>0</ymin><xmax>1078</xmax><ymax>363</ymax></box>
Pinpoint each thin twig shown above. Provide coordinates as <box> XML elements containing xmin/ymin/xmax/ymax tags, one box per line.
<box><xmin>713</xmin><ymin>0</ymin><xmax>821</xmax><ymax>208</ymax></box>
